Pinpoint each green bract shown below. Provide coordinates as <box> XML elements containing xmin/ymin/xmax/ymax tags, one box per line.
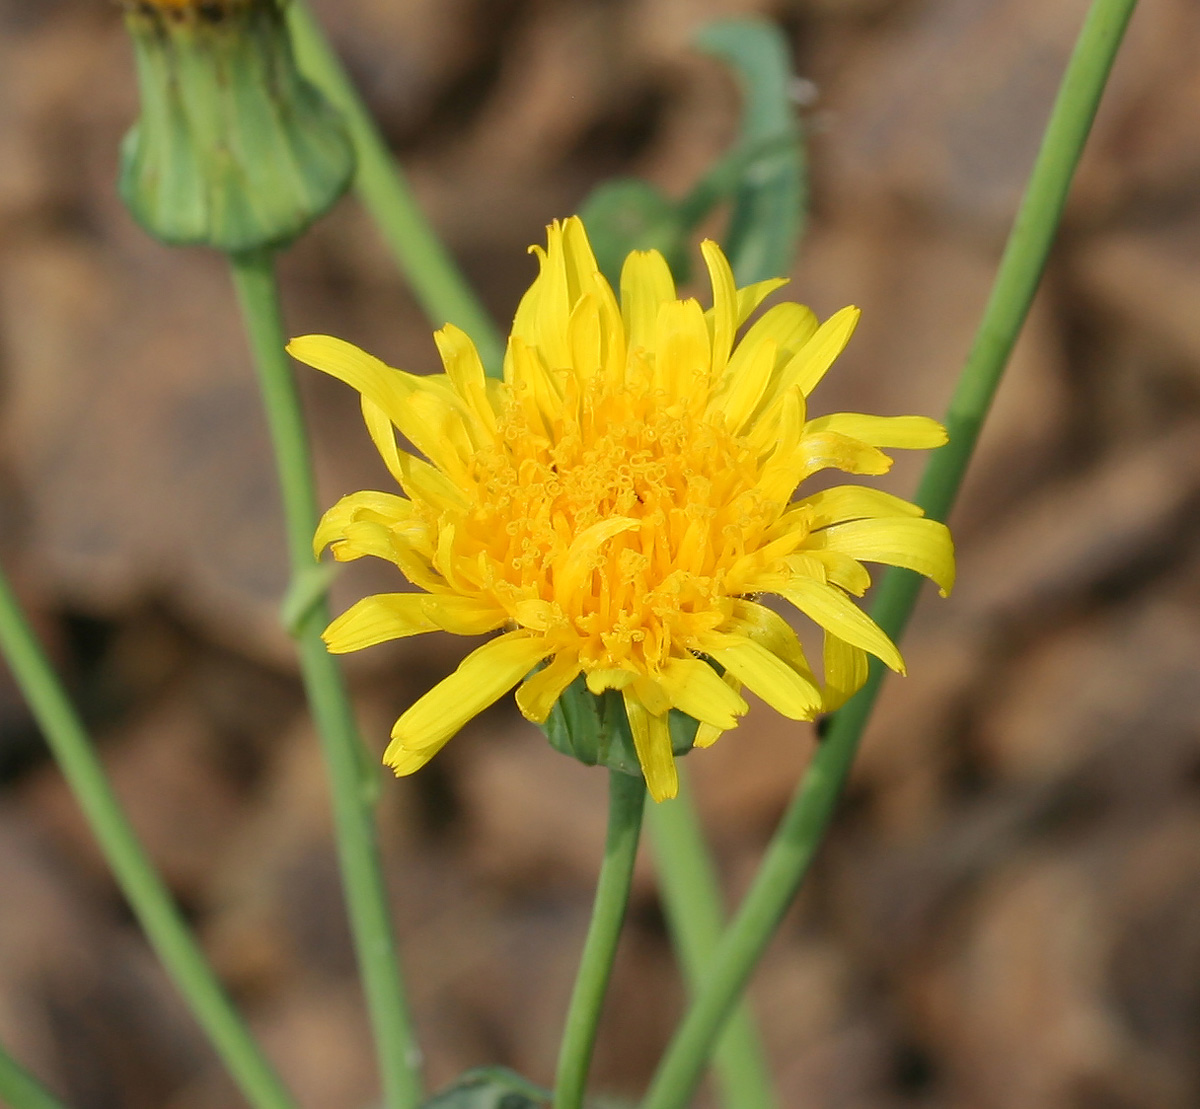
<box><xmin>119</xmin><ymin>0</ymin><xmax>353</xmax><ymax>253</ymax></box>
<box><xmin>542</xmin><ymin>677</ymin><xmax>699</xmax><ymax>781</ymax></box>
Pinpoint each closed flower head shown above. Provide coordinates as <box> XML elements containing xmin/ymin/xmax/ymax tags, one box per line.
<box><xmin>288</xmin><ymin>217</ymin><xmax>954</xmax><ymax>802</ymax></box>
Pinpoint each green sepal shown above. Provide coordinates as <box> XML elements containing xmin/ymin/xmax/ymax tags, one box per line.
<box><xmin>119</xmin><ymin>0</ymin><xmax>354</xmax><ymax>253</ymax></box>
<box><xmin>419</xmin><ymin>1066</ymin><xmax>549</xmax><ymax>1109</ymax></box>
<box><xmin>540</xmin><ymin>675</ymin><xmax>699</xmax><ymax>781</ymax></box>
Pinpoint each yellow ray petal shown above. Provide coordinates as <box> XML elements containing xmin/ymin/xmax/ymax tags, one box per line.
<box><xmin>532</xmin><ymin>228</ymin><xmax>574</xmax><ymax>368</ymax></box>
<box><xmin>727</xmin><ymin>599</ymin><xmax>813</xmax><ymax>676</ymax></box>
<box><xmin>658</xmin><ymin>654</ymin><xmax>748</xmax><ymax>731</ymax></box>
<box><xmin>701</xmin><ymin>239</ymin><xmax>738</xmax><ymax>376</ymax></box>
<box><xmin>654</xmin><ymin>298</ymin><xmax>710</xmax><ymax>396</ymax></box>
<box><xmin>293</xmin><ymin>339</ymin><xmax>475</xmax><ymax>482</ymax></box>
<box><xmin>314</xmin><ymin>490</ymin><xmax>414</xmax><ymax>558</ymax></box>
<box><xmin>733</xmin><ymin>277</ymin><xmax>789</xmax><ymax>327</ymax></box>
<box><xmin>324</xmin><ymin>592</ymin><xmax>506</xmax><ymax>653</ymax></box>
<box><xmin>562</xmin><ymin>215</ymin><xmax>602</xmax><ymax>306</ymax></box>
<box><xmin>731</xmin><ymin>302</ymin><xmax>818</xmax><ymax>372</ymax></box>
<box><xmin>553</xmin><ymin>516</ymin><xmax>639</xmax><ymax>602</ymax></box>
<box><xmin>361</xmin><ymin>396</ymin><xmax>405</xmax><ymax>485</ymax></box>
<box><xmin>775</xmin><ymin>305</ymin><xmax>860</xmax><ymax>397</ymax></box>
<box><xmin>793</xmin><ymin>431</ymin><xmax>893</xmax><ymax>481</ymax></box>
<box><xmin>323</xmin><ymin>594</ymin><xmax>441</xmax><ymax>653</ymax></box>
<box><xmin>717</xmin><ymin>302</ymin><xmax>816</xmax><ymax>413</ymax></box>
<box><xmin>515</xmin><ymin>652</ymin><xmax>583</xmax><ymax>723</ymax></box>
<box><xmin>586</xmin><ymin>668</ymin><xmax>637</xmax><ymax>694</ymax></box>
<box><xmin>288</xmin><ymin>335</ymin><xmax>412</xmax><ymax>424</ymax></box>
<box><xmin>749</xmin><ymin>387</ymin><xmax>805</xmax><ymax>505</ymax></box>
<box><xmin>821</xmin><ymin>631</ymin><xmax>869</xmax><ymax>712</ymax></box>
<box><xmin>568</xmin><ymin>293</ymin><xmax>603</xmax><ymax>384</ymax></box>
<box><xmin>588</xmin><ymin>269</ymin><xmax>627</xmax><ymax>389</ymax></box>
<box><xmin>800</xmin><ymin>549</ymin><xmax>872</xmax><ymax>596</ymax></box>
<box><xmin>776</xmin><ymin>577</ymin><xmax>904</xmax><ymax>672</ymax></box>
<box><xmin>806</xmin><ymin>517</ymin><xmax>956</xmax><ymax>596</ymax></box>
<box><xmin>386</xmin><ymin>632</ymin><xmax>552</xmax><ymax>758</ymax></box>
<box><xmin>404</xmin><ymin>388</ymin><xmax>475</xmax><ymax>481</ymax></box>
<box><xmin>623</xmin><ymin>691</ymin><xmax>677</xmax><ymax>802</ymax></box>
<box><xmin>786</xmin><ymin>484</ymin><xmax>925</xmax><ymax>531</ymax></box>
<box><xmin>703</xmin><ymin>634</ymin><xmax>823</xmax><ymax>721</ymax></box>
<box><xmin>760</xmin><ymin>408</ymin><xmax>895</xmax><ymax>505</ymax></box>
<box><xmin>327</xmin><ymin>518</ymin><xmax>443</xmax><ymax>592</ymax></box>
<box><xmin>292</xmin><ymin>333</ymin><xmax>472</xmax><ymax>480</ymax></box>
<box><xmin>508</xmin><ymin>246</ymin><xmax>547</xmax><ymax>377</ymax></box>
<box><xmin>744</xmin><ymin>381</ymin><xmax>807</xmax><ymax>457</ymax></box>
<box><xmin>710</xmin><ymin>337</ymin><xmax>777</xmax><ymax>434</ymax></box>
<box><xmin>632</xmin><ymin>675</ymin><xmax>673</xmax><ymax>717</ymax></box>
<box><xmin>620</xmin><ymin>249</ymin><xmax>675</xmax><ymax>353</ymax></box>
<box><xmin>395</xmin><ymin>451</ymin><xmax>469</xmax><ymax>512</ymax></box>
<box><xmin>434</xmin><ymin>323</ymin><xmax>496</xmax><ymax>436</ymax></box>
<box><xmin>383</xmin><ymin>740</ymin><xmax>444</xmax><ymax>776</ymax></box>
<box><xmin>327</xmin><ymin>517</ymin><xmax>402</xmax><ymax>565</ymax></box>
<box><xmin>692</xmin><ymin>670</ymin><xmax>744</xmax><ymax>748</ymax></box>
<box><xmin>508</xmin><ymin>335</ymin><xmax>563</xmax><ymax>433</ymax></box>
<box><xmin>422</xmin><ymin>594</ymin><xmax>510</xmax><ymax>635</ymax></box>
<box><xmin>804</xmin><ymin>413</ymin><xmax>948</xmax><ymax>450</ymax></box>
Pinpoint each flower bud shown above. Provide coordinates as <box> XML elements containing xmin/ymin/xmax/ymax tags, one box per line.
<box><xmin>119</xmin><ymin>0</ymin><xmax>354</xmax><ymax>253</ymax></box>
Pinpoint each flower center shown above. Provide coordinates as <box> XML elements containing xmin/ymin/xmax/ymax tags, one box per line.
<box><xmin>457</xmin><ymin>363</ymin><xmax>781</xmax><ymax>674</ymax></box>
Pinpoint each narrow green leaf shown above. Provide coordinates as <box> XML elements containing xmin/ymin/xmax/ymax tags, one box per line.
<box><xmin>693</xmin><ymin>18</ymin><xmax>806</xmax><ymax>284</ymax></box>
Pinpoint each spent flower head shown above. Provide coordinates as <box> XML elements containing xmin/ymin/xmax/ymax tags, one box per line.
<box><xmin>288</xmin><ymin>217</ymin><xmax>954</xmax><ymax>801</ymax></box>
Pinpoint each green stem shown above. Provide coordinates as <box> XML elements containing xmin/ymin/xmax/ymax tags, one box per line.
<box><xmin>285</xmin><ymin>0</ymin><xmax>506</xmax><ymax>376</ymax></box>
<box><xmin>0</xmin><ymin>582</ymin><xmax>295</xmax><ymax>1109</ymax></box>
<box><xmin>229</xmin><ymin>251</ymin><xmax>423</xmax><ymax>1109</ymax></box>
<box><xmin>640</xmin><ymin>3</ymin><xmax>1137</xmax><ymax>1107</ymax></box>
<box><xmin>647</xmin><ymin>769</ymin><xmax>775</xmax><ymax>1109</ymax></box>
<box><xmin>554</xmin><ymin>771</ymin><xmax>646</xmax><ymax>1109</ymax></box>
<box><xmin>0</xmin><ymin>1043</ymin><xmax>67</xmax><ymax>1109</ymax></box>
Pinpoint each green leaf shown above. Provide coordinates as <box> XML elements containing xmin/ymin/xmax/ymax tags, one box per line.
<box><xmin>578</xmin><ymin>17</ymin><xmax>806</xmax><ymax>290</ymax></box>
<box><xmin>579</xmin><ymin>179</ymin><xmax>691</xmax><ymax>289</ymax></box>
<box><xmin>693</xmin><ymin>18</ymin><xmax>807</xmax><ymax>284</ymax></box>
<box><xmin>419</xmin><ymin>1066</ymin><xmax>550</xmax><ymax>1109</ymax></box>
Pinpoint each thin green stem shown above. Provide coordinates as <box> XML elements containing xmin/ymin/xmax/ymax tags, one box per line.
<box><xmin>647</xmin><ymin>769</ymin><xmax>775</xmax><ymax>1109</ymax></box>
<box><xmin>554</xmin><ymin>771</ymin><xmax>646</xmax><ymax>1109</ymax></box>
<box><xmin>285</xmin><ymin>0</ymin><xmax>505</xmax><ymax>376</ymax></box>
<box><xmin>229</xmin><ymin>251</ymin><xmax>423</xmax><ymax>1109</ymax></box>
<box><xmin>0</xmin><ymin>577</ymin><xmax>295</xmax><ymax>1109</ymax></box>
<box><xmin>0</xmin><ymin>1043</ymin><xmax>67</xmax><ymax>1109</ymax></box>
<box><xmin>640</xmin><ymin>3</ymin><xmax>1137</xmax><ymax>1106</ymax></box>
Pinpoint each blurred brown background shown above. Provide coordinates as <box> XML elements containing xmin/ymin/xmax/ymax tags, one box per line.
<box><xmin>2</xmin><ymin>0</ymin><xmax>1199</xmax><ymax>1106</ymax></box>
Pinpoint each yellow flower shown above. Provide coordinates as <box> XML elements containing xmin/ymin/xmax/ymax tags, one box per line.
<box><xmin>288</xmin><ymin>217</ymin><xmax>954</xmax><ymax>802</ymax></box>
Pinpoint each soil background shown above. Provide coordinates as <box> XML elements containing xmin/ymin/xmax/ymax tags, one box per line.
<box><xmin>2</xmin><ymin>1</ymin><xmax>1200</xmax><ymax>1107</ymax></box>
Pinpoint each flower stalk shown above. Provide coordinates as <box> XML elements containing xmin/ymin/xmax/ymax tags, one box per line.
<box><xmin>277</xmin><ymin>12</ymin><xmax>780</xmax><ymax>1103</ymax></box>
<box><xmin>639</xmin><ymin>2</ymin><xmax>1138</xmax><ymax>1105</ymax></box>
<box><xmin>647</xmin><ymin>771</ymin><xmax>776</xmax><ymax>1109</ymax></box>
<box><xmin>119</xmin><ymin>4</ymin><xmax>423</xmax><ymax>1101</ymax></box>
<box><xmin>284</xmin><ymin>0</ymin><xmax>506</xmax><ymax>375</ymax></box>
<box><xmin>0</xmin><ymin>1041</ymin><xmax>67</xmax><ymax>1109</ymax></box>
<box><xmin>0</xmin><ymin>566</ymin><xmax>297</xmax><ymax>1109</ymax></box>
<box><xmin>229</xmin><ymin>250</ymin><xmax>423</xmax><ymax>1109</ymax></box>
<box><xmin>554</xmin><ymin>770</ymin><xmax>646</xmax><ymax>1109</ymax></box>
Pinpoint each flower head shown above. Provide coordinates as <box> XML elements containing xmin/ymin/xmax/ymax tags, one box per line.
<box><xmin>119</xmin><ymin>0</ymin><xmax>353</xmax><ymax>252</ymax></box>
<box><xmin>288</xmin><ymin>217</ymin><xmax>954</xmax><ymax>802</ymax></box>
